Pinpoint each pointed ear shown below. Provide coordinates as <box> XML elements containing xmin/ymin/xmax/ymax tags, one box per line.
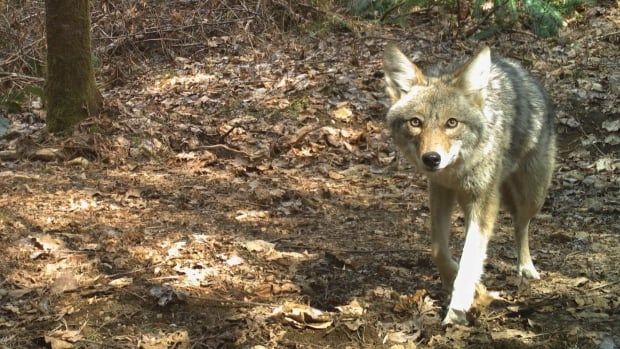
<box><xmin>453</xmin><ymin>46</ymin><xmax>492</xmax><ymax>92</ymax></box>
<box><xmin>383</xmin><ymin>44</ymin><xmax>426</xmax><ymax>103</ymax></box>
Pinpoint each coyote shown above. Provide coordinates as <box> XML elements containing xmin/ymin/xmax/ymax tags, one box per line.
<box><xmin>383</xmin><ymin>44</ymin><xmax>555</xmax><ymax>325</ymax></box>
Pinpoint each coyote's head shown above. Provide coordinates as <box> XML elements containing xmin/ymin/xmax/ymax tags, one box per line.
<box><xmin>383</xmin><ymin>44</ymin><xmax>492</xmax><ymax>173</ymax></box>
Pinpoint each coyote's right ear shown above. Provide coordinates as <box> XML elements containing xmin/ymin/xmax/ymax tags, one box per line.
<box><xmin>383</xmin><ymin>44</ymin><xmax>426</xmax><ymax>103</ymax></box>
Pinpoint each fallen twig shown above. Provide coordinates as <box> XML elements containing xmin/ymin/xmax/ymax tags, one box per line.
<box><xmin>190</xmin><ymin>294</ymin><xmax>273</xmax><ymax>308</ymax></box>
<box><xmin>196</xmin><ymin>143</ymin><xmax>255</xmax><ymax>158</ymax></box>
<box><xmin>598</xmin><ymin>30</ymin><xmax>620</xmax><ymax>40</ymax></box>
<box><xmin>0</xmin><ymin>71</ymin><xmax>44</xmax><ymax>82</ymax></box>
<box><xmin>587</xmin><ymin>280</ymin><xmax>620</xmax><ymax>292</ymax></box>
<box><xmin>94</xmin><ymin>18</ymin><xmax>254</xmax><ymax>41</ymax></box>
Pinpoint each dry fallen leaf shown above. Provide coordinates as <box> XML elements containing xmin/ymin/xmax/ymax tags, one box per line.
<box><xmin>108</xmin><ymin>277</ymin><xmax>133</xmax><ymax>288</ymax></box>
<box><xmin>235</xmin><ymin>210</ymin><xmax>269</xmax><ymax>222</ymax></box>
<box><xmin>50</xmin><ymin>271</ymin><xmax>79</xmax><ymax>295</ymax></box>
<box><xmin>490</xmin><ymin>328</ymin><xmax>535</xmax><ymax>340</ymax></box>
<box><xmin>67</xmin><ymin>157</ymin><xmax>91</xmax><ymax>167</ymax></box>
<box><xmin>327</xmin><ymin>170</ymin><xmax>345</xmax><ymax>180</ymax></box>
<box><xmin>31</xmin><ymin>234</ymin><xmax>65</xmax><ymax>252</ymax></box>
<box><xmin>141</xmin><ymin>330</ymin><xmax>190</xmax><ymax>349</ymax></box>
<box><xmin>394</xmin><ymin>289</ymin><xmax>437</xmax><ymax>315</ymax></box>
<box><xmin>44</xmin><ymin>327</ymin><xmax>84</xmax><ymax>349</ymax></box>
<box><xmin>265</xmin><ymin>250</ymin><xmax>316</xmax><ymax>266</ymax></box>
<box><xmin>271</xmin><ymin>302</ymin><xmax>332</xmax><ymax>329</ymax></box>
<box><xmin>225</xmin><ymin>255</ymin><xmax>244</xmax><ymax>266</ymax></box>
<box><xmin>173</xmin><ymin>265</ymin><xmax>218</xmax><ymax>285</ymax></box>
<box><xmin>243</xmin><ymin>240</ymin><xmax>275</xmax><ymax>253</ymax></box>
<box><xmin>336</xmin><ymin>299</ymin><xmax>365</xmax><ymax>317</ymax></box>
<box><xmin>386</xmin><ymin>331</ymin><xmax>408</xmax><ymax>344</ymax></box>
<box><xmin>44</xmin><ymin>336</ymin><xmax>73</xmax><ymax>349</ymax></box>
<box><xmin>332</xmin><ymin>106</ymin><xmax>353</xmax><ymax>121</ymax></box>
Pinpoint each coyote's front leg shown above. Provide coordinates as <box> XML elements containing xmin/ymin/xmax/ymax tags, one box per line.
<box><xmin>442</xmin><ymin>190</ymin><xmax>499</xmax><ymax>326</ymax></box>
<box><xmin>429</xmin><ymin>183</ymin><xmax>459</xmax><ymax>291</ymax></box>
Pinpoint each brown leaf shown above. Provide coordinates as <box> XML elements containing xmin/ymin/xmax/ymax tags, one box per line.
<box><xmin>242</xmin><ymin>240</ymin><xmax>275</xmax><ymax>253</ymax></box>
<box><xmin>67</xmin><ymin>157</ymin><xmax>90</xmax><ymax>167</ymax></box>
<box><xmin>44</xmin><ymin>328</ymin><xmax>84</xmax><ymax>349</ymax></box>
<box><xmin>31</xmin><ymin>234</ymin><xmax>65</xmax><ymax>252</ymax></box>
<box><xmin>108</xmin><ymin>277</ymin><xmax>133</xmax><ymax>288</ymax></box>
<box><xmin>327</xmin><ymin>170</ymin><xmax>344</xmax><ymax>180</ymax></box>
<box><xmin>50</xmin><ymin>271</ymin><xmax>79</xmax><ymax>295</ymax></box>
<box><xmin>141</xmin><ymin>330</ymin><xmax>190</xmax><ymax>349</ymax></box>
<box><xmin>490</xmin><ymin>328</ymin><xmax>535</xmax><ymax>340</ymax></box>
<box><xmin>44</xmin><ymin>336</ymin><xmax>73</xmax><ymax>349</ymax></box>
<box><xmin>336</xmin><ymin>299</ymin><xmax>365</xmax><ymax>317</ymax></box>
<box><xmin>235</xmin><ymin>210</ymin><xmax>269</xmax><ymax>222</ymax></box>
<box><xmin>271</xmin><ymin>302</ymin><xmax>332</xmax><ymax>329</ymax></box>
<box><xmin>332</xmin><ymin>106</ymin><xmax>353</xmax><ymax>121</ymax></box>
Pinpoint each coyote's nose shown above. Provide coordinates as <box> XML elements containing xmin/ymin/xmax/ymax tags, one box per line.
<box><xmin>422</xmin><ymin>152</ymin><xmax>441</xmax><ymax>169</ymax></box>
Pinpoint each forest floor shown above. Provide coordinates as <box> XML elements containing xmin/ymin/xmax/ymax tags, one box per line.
<box><xmin>0</xmin><ymin>2</ymin><xmax>619</xmax><ymax>348</ymax></box>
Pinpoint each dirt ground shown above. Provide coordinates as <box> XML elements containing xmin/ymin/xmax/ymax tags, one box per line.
<box><xmin>0</xmin><ymin>2</ymin><xmax>619</xmax><ymax>348</ymax></box>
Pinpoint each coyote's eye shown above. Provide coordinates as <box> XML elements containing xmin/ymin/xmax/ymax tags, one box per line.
<box><xmin>446</xmin><ymin>118</ymin><xmax>458</xmax><ymax>128</ymax></box>
<box><xmin>409</xmin><ymin>117</ymin><xmax>422</xmax><ymax>127</ymax></box>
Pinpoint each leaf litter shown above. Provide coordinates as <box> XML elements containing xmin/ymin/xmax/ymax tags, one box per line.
<box><xmin>0</xmin><ymin>1</ymin><xmax>619</xmax><ymax>348</ymax></box>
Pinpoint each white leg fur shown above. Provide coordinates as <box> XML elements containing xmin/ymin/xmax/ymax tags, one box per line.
<box><xmin>515</xmin><ymin>217</ymin><xmax>540</xmax><ymax>279</ymax></box>
<box><xmin>442</xmin><ymin>220</ymin><xmax>489</xmax><ymax>326</ymax></box>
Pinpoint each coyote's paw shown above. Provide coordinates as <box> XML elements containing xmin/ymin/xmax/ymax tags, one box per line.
<box><xmin>518</xmin><ymin>262</ymin><xmax>541</xmax><ymax>280</ymax></box>
<box><xmin>442</xmin><ymin>308</ymin><xmax>468</xmax><ymax>326</ymax></box>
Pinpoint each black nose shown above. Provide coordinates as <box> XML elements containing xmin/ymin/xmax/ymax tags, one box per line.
<box><xmin>422</xmin><ymin>152</ymin><xmax>441</xmax><ymax>168</ymax></box>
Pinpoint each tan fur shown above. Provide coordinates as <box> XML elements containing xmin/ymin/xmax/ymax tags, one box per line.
<box><xmin>383</xmin><ymin>44</ymin><xmax>556</xmax><ymax>326</ymax></box>
<box><xmin>418</xmin><ymin>128</ymin><xmax>450</xmax><ymax>159</ymax></box>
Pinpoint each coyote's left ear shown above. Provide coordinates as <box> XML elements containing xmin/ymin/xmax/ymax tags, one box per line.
<box><xmin>453</xmin><ymin>46</ymin><xmax>491</xmax><ymax>92</ymax></box>
<box><xmin>383</xmin><ymin>43</ymin><xmax>427</xmax><ymax>103</ymax></box>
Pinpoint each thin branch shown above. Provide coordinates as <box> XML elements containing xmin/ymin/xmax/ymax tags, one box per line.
<box><xmin>465</xmin><ymin>0</ymin><xmax>512</xmax><ymax>38</ymax></box>
<box><xmin>190</xmin><ymin>294</ymin><xmax>274</xmax><ymax>308</ymax></box>
<box><xmin>380</xmin><ymin>0</ymin><xmax>406</xmax><ymax>22</ymax></box>
<box><xmin>0</xmin><ymin>71</ymin><xmax>44</xmax><ymax>82</ymax></box>
<box><xmin>598</xmin><ymin>30</ymin><xmax>620</xmax><ymax>40</ymax></box>
<box><xmin>587</xmin><ymin>280</ymin><xmax>620</xmax><ymax>292</ymax></box>
<box><xmin>94</xmin><ymin>18</ymin><xmax>254</xmax><ymax>41</ymax></box>
<box><xmin>195</xmin><ymin>143</ymin><xmax>255</xmax><ymax>158</ymax></box>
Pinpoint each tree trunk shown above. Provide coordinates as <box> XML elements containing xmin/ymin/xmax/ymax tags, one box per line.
<box><xmin>45</xmin><ymin>0</ymin><xmax>102</xmax><ymax>134</ymax></box>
